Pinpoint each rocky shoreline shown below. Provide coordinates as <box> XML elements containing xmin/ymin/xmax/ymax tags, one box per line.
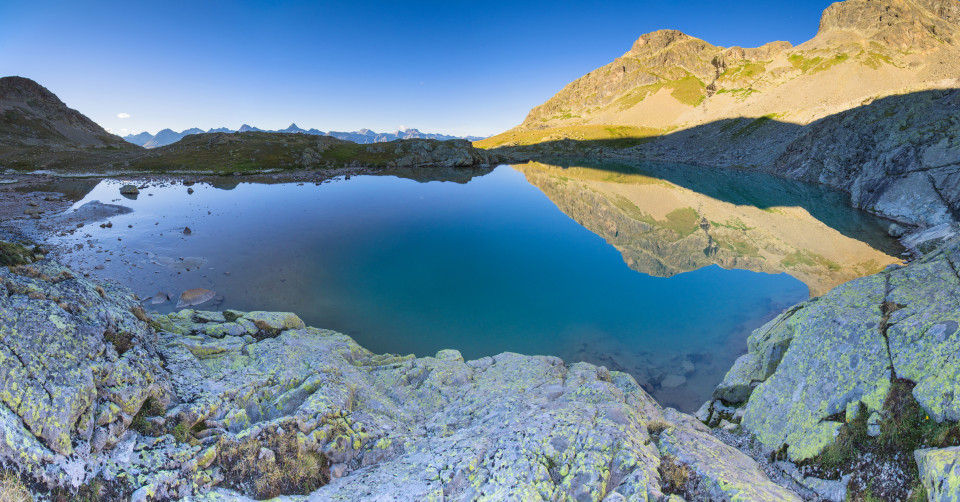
<box><xmin>1</xmin><ymin>231</ymin><xmax>959</xmax><ymax>500</ymax></box>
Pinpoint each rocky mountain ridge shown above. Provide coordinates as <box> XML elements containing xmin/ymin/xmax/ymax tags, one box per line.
<box><xmin>0</xmin><ymin>77</ymin><xmax>496</xmax><ymax>173</ymax></box>
<box><xmin>0</xmin><ymin>76</ymin><xmax>131</xmax><ymax>149</ymax></box>
<box><xmin>124</xmin><ymin>125</ymin><xmax>485</xmax><ymax>149</ymax></box>
<box><xmin>501</xmin><ymin>0</ymin><xmax>960</xmax><ymax>134</ymax></box>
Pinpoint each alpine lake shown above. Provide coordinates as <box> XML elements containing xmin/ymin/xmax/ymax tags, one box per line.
<box><xmin>43</xmin><ymin>161</ymin><xmax>904</xmax><ymax>411</ymax></box>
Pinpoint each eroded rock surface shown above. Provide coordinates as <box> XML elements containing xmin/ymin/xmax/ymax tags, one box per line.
<box><xmin>0</xmin><ymin>260</ymin><xmax>800</xmax><ymax>500</ymax></box>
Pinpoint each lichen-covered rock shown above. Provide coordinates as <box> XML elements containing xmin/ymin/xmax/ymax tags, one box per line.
<box><xmin>886</xmin><ymin>243</ymin><xmax>960</xmax><ymax>423</ymax></box>
<box><xmin>716</xmin><ymin>236</ymin><xmax>960</xmax><ymax>462</ymax></box>
<box><xmin>738</xmin><ymin>274</ymin><xmax>889</xmax><ymax>461</ymax></box>
<box><xmin>657</xmin><ymin>417</ymin><xmax>802</xmax><ymax>502</ymax></box>
<box><xmin>154</xmin><ymin>312</ymin><xmax>672</xmax><ymax>500</ymax></box>
<box><xmin>2</xmin><ymin>260</ymin><xmax>807</xmax><ymax>500</ymax></box>
<box><xmin>0</xmin><ymin>260</ymin><xmax>173</xmax><ymax>486</ymax></box>
<box><xmin>915</xmin><ymin>446</ymin><xmax>960</xmax><ymax>502</ymax></box>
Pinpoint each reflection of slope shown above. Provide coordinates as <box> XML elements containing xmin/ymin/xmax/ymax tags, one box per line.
<box><xmin>518</xmin><ymin>162</ymin><xmax>902</xmax><ymax>297</ymax></box>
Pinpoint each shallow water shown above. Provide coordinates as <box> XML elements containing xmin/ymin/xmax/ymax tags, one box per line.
<box><xmin>47</xmin><ymin>163</ymin><xmax>901</xmax><ymax>410</ymax></box>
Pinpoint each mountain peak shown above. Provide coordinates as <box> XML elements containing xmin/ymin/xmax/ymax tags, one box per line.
<box><xmin>627</xmin><ymin>30</ymin><xmax>710</xmax><ymax>56</ymax></box>
<box><xmin>0</xmin><ymin>76</ymin><xmax>130</xmax><ymax>149</ymax></box>
<box><xmin>817</xmin><ymin>0</ymin><xmax>960</xmax><ymax>48</ymax></box>
<box><xmin>0</xmin><ymin>76</ymin><xmax>61</xmax><ymax>103</ymax></box>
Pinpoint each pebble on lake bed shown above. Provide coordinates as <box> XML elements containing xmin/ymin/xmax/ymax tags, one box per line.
<box><xmin>183</xmin><ymin>227</ymin><xmax>192</xmax><ymax>235</ymax></box>
<box><xmin>661</xmin><ymin>374</ymin><xmax>687</xmax><ymax>388</ymax></box>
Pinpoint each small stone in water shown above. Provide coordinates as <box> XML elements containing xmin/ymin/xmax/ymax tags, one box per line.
<box><xmin>177</xmin><ymin>288</ymin><xmax>216</xmax><ymax>308</ymax></box>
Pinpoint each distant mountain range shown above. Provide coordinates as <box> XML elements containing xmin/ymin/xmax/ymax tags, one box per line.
<box><xmin>124</xmin><ymin>124</ymin><xmax>486</xmax><ymax>148</ymax></box>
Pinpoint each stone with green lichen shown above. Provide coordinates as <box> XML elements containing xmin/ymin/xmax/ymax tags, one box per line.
<box><xmin>152</xmin><ymin>307</ymin><xmax>780</xmax><ymax>500</ymax></box>
<box><xmin>885</xmin><ymin>241</ymin><xmax>960</xmax><ymax>423</ymax></box>
<box><xmin>657</xmin><ymin>416</ymin><xmax>802</xmax><ymax>501</ymax></box>
<box><xmin>241</xmin><ymin>310</ymin><xmax>305</xmax><ymax>334</ymax></box>
<box><xmin>2</xmin><ymin>259</ymin><xmax>814</xmax><ymax>500</ymax></box>
<box><xmin>0</xmin><ymin>260</ymin><xmax>170</xmax><ymax>463</ymax></box>
<box><xmin>739</xmin><ymin>273</ymin><xmax>889</xmax><ymax>461</ymax></box>
<box><xmin>717</xmin><ymin>236</ymin><xmax>960</xmax><ymax>463</ymax></box>
<box><xmin>915</xmin><ymin>446</ymin><xmax>960</xmax><ymax>502</ymax></box>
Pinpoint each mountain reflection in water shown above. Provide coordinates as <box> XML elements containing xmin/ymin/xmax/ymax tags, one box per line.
<box><xmin>517</xmin><ymin>161</ymin><xmax>902</xmax><ymax>297</ymax></box>
<box><xmin>35</xmin><ymin>163</ymin><xmax>899</xmax><ymax>410</ymax></box>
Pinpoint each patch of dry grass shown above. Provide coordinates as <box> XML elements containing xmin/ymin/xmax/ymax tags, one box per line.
<box><xmin>0</xmin><ymin>471</ymin><xmax>32</xmax><ymax>502</ymax></box>
<box><xmin>217</xmin><ymin>427</ymin><xmax>329</xmax><ymax>499</ymax></box>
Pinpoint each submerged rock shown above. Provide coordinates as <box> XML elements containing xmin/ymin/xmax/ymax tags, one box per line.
<box><xmin>176</xmin><ymin>288</ymin><xmax>216</xmax><ymax>308</ymax></box>
<box><xmin>147</xmin><ymin>291</ymin><xmax>170</xmax><ymax>305</ymax></box>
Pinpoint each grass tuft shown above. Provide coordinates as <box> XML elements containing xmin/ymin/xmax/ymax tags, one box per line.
<box><xmin>217</xmin><ymin>427</ymin><xmax>329</xmax><ymax>499</ymax></box>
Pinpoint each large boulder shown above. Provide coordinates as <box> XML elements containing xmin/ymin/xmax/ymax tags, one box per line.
<box><xmin>715</xmin><ymin>236</ymin><xmax>960</xmax><ymax>461</ymax></box>
<box><xmin>0</xmin><ymin>260</ymin><xmax>173</xmax><ymax>486</ymax></box>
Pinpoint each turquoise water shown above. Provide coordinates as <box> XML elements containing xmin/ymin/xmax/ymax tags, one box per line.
<box><xmin>52</xmin><ymin>165</ymin><xmax>825</xmax><ymax>410</ymax></box>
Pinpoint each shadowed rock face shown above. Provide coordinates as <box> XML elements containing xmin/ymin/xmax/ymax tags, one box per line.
<box><xmin>517</xmin><ymin>162</ymin><xmax>901</xmax><ymax>297</ymax></box>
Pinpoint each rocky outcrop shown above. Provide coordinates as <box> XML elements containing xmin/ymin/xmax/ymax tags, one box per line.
<box><xmin>389</xmin><ymin>138</ymin><xmax>494</xmax><ymax>168</ymax></box>
<box><xmin>818</xmin><ymin>0</ymin><xmax>960</xmax><ymax>49</ymax></box>
<box><xmin>710</xmin><ymin>235</ymin><xmax>960</xmax><ymax>462</ymax></box>
<box><xmin>0</xmin><ymin>259</ymin><xmax>802</xmax><ymax>500</ymax></box>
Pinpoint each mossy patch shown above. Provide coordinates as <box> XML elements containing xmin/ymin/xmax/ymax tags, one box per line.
<box><xmin>788</xmin><ymin>52</ymin><xmax>849</xmax><ymax>74</ymax></box>
<box><xmin>130</xmin><ymin>396</ymin><xmax>166</xmax><ymax>436</ymax></box>
<box><xmin>799</xmin><ymin>379</ymin><xmax>958</xmax><ymax>500</ymax></box>
<box><xmin>665</xmin><ymin>75</ymin><xmax>706</xmax><ymax>106</ymax></box>
<box><xmin>0</xmin><ymin>241</ymin><xmax>40</xmax><ymax>267</ymax></box>
<box><xmin>780</xmin><ymin>250</ymin><xmax>841</xmax><ymax>271</ymax></box>
<box><xmin>103</xmin><ymin>328</ymin><xmax>134</xmax><ymax>356</ymax></box>
<box><xmin>659</xmin><ymin>454</ymin><xmax>697</xmax><ymax>497</ymax></box>
<box><xmin>732</xmin><ymin>113</ymin><xmax>781</xmax><ymax>139</ymax></box>
<box><xmin>715</xmin><ymin>236</ymin><xmax>761</xmax><ymax>257</ymax></box>
<box><xmin>662</xmin><ymin>207</ymin><xmax>701</xmax><ymax>237</ymax></box>
<box><xmin>0</xmin><ymin>470</ymin><xmax>32</xmax><ymax>502</ymax></box>
<box><xmin>613</xmin><ymin>83</ymin><xmax>664</xmax><ymax>110</ymax></box>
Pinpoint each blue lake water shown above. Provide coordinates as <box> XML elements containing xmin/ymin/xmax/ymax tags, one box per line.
<box><xmin>47</xmin><ymin>163</ymin><xmax>899</xmax><ymax>410</ymax></box>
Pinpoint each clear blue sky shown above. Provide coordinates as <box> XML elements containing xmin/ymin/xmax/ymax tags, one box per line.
<box><xmin>1</xmin><ymin>0</ymin><xmax>835</xmax><ymax>137</ymax></box>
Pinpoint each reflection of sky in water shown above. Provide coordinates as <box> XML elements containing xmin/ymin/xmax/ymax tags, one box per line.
<box><xmin>53</xmin><ymin>166</ymin><xmax>812</xmax><ymax>410</ymax></box>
